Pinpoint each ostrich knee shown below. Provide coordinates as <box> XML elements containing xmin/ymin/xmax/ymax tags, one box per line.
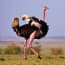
<box><xmin>29</xmin><ymin>44</ymin><xmax>32</xmax><ymax>49</ymax></box>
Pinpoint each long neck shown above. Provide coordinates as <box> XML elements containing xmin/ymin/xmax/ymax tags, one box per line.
<box><xmin>12</xmin><ymin>25</ymin><xmax>20</xmax><ymax>33</ymax></box>
<box><xmin>43</xmin><ymin>9</ymin><xmax>45</xmax><ymax>21</ymax></box>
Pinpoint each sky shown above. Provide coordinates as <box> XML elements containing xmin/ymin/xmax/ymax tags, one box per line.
<box><xmin>0</xmin><ymin>0</ymin><xmax>65</xmax><ymax>39</ymax></box>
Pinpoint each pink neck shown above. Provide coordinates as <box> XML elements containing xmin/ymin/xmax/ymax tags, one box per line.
<box><xmin>43</xmin><ymin>9</ymin><xmax>45</xmax><ymax>21</ymax></box>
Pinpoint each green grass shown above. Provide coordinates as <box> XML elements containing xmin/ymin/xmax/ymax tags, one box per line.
<box><xmin>0</xmin><ymin>54</ymin><xmax>65</xmax><ymax>65</ymax></box>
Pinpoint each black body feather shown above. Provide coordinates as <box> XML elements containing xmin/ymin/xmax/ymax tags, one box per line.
<box><xmin>12</xmin><ymin>23</ymin><xmax>48</xmax><ymax>39</ymax></box>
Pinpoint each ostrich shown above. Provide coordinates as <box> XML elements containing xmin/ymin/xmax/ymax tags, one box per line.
<box><xmin>12</xmin><ymin>6</ymin><xmax>48</xmax><ymax>59</ymax></box>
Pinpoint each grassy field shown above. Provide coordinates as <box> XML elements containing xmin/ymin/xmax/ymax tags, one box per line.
<box><xmin>0</xmin><ymin>40</ymin><xmax>65</xmax><ymax>65</ymax></box>
<box><xmin>0</xmin><ymin>54</ymin><xmax>65</xmax><ymax>65</ymax></box>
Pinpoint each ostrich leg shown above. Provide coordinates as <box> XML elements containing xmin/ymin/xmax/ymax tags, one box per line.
<box><xmin>29</xmin><ymin>31</ymin><xmax>41</xmax><ymax>59</ymax></box>
<box><xmin>24</xmin><ymin>39</ymin><xmax>27</xmax><ymax>59</ymax></box>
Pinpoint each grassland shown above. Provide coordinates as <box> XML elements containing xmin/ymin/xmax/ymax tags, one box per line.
<box><xmin>0</xmin><ymin>40</ymin><xmax>65</xmax><ymax>65</ymax></box>
<box><xmin>0</xmin><ymin>54</ymin><xmax>65</xmax><ymax>65</ymax></box>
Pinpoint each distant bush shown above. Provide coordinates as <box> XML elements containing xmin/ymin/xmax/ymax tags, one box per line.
<box><xmin>50</xmin><ymin>48</ymin><xmax>63</xmax><ymax>55</ymax></box>
<box><xmin>0</xmin><ymin>58</ymin><xmax>5</xmax><ymax>61</ymax></box>
<box><xmin>4</xmin><ymin>44</ymin><xmax>22</xmax><ymax>54</ymax></box>
<box><xmin>59</xmin><ymin>56</ymin><xmax>65</xmax><ymax>59</ymax></box>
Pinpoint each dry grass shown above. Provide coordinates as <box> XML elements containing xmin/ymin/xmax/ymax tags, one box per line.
<box><xmin>0</xmin><ymin>54</ymin><xmax>65</xmax><ymax>65</ymax></box>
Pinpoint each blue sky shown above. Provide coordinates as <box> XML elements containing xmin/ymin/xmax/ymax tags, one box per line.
<box><xmin>0</xmin><ymin>0</ymin><xmax>65</xmax><ymax>38</ymax></box>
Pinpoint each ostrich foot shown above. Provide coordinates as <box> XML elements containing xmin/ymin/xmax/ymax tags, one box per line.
<box><xmin>38</xmin><ymin>56</ymin><xmax>42</xmax><ymax>59</ymax></box>
<box><xmin>24</xmin><ymin>56</ymin><xmax>27</xmax><ymax>60</ymax></box>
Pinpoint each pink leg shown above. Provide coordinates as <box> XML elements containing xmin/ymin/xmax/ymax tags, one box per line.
<box><xmin>29</xmin><ymin>31</ymin><xmax>39</xmax><ymax>56</ymax></box>
<box><xmin>24</xmin><ymin>39</ymin><xmax>27</xmax><ymax>59</ymax></box>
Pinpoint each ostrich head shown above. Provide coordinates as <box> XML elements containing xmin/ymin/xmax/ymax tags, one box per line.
<box><xmin>12</xmin><ymin>17</ymin><xmax>19</xmax><ymax>27</ymax></box>
<box><xmin>22</xmin><ymin>15</ymin><xmax>31</xmax><ymax>22</ymax></box>
<box><xmin>43</xmin><ymin>6</ymin><xmax>48</xmax><ymax>11</ymax></box>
